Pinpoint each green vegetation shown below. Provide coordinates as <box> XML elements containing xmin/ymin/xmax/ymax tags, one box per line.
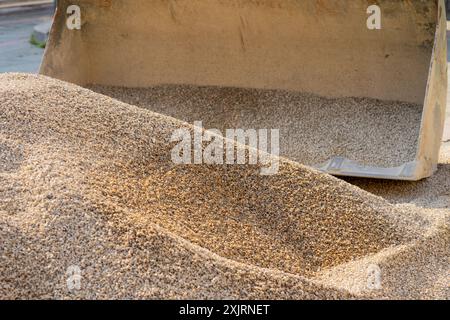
<box><xmin>29</xmin><ymin>34</ymin><xmax>46</xmax><ymax>49</ymax></box>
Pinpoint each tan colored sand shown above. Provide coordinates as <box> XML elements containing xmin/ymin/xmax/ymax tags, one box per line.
<box><xmin>346</xmin><ymin>145</ymin><xmax>450</xmax><ymax>209</ymax></box>
<box><xmin>89</xmin><ymin>85</ymin><xmax>423</xmax><ymax>168</ymax></box>
<box><xmin>0</xmin><ymin>73</ymin><xmax>448</xmax><ymax>299</ymax></box>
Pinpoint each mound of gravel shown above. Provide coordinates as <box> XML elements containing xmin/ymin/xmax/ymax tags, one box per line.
<box><xmin>89</xmin><ymin>85</ymin><xmax>423</xmax><ymax>168</ymax></box>
<box><xmin>0</xmin><ymin>73</ymin><xmax>448</xmax><ymax>299</ymax></box>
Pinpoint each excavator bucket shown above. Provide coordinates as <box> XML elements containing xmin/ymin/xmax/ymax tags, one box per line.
<box><xmin>40</xmin><ymin>0</ymin><xmax>448</xmax><ymax>180</ymax></box>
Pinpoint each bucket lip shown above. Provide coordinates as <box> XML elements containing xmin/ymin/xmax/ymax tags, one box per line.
<box><xmin>412</xmin><ymin>0</ymin><xmax>447</xmax><ymax>181</ymax></box>
<box><xmin>316</xmin><ymin>157</ymin><xmax>428</xmax><ymax>181</ymax></box>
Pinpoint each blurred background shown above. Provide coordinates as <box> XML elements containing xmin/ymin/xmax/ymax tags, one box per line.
<box><xmin>0</xmin><ymin>0</ymin><xmax>54</xmax><ymax>73</ymax></box>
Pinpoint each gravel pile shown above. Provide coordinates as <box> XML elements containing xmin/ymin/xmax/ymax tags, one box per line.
<box><xmin>0</xmin><ymin>73</ymin><xmax>448</xmax><ymax>299</ymax></box>
<box><xmin>89</xmin><ymin>85</ymin><xmax>423</xmax><ymax>168</ymax></box>
<box><xmin>347</xmin><ymin>144</ymin><xmax>450</xmax><ymax>209</ymax></box>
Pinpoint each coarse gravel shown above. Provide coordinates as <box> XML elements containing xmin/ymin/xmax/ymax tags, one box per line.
<box><xmin>0</xmin><ymin>73</ymin><xmax>448</xmax><ymax>300</ymax></box>
<box><xmin>89</xmin><ymin>85</ymin><xmax>423</xmax><ymax>168</ymax></box>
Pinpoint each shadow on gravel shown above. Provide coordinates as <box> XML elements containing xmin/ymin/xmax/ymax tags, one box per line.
<box><xmin>345</xmin><ymin>163</ymin><xmax>450</xmax><ymax>209</ymax></box>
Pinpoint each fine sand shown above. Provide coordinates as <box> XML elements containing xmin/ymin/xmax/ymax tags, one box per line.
<box><xmin>0</xmin><ymin>73</ymin><xmax>448</xmax><ymax>299</ymax></box>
